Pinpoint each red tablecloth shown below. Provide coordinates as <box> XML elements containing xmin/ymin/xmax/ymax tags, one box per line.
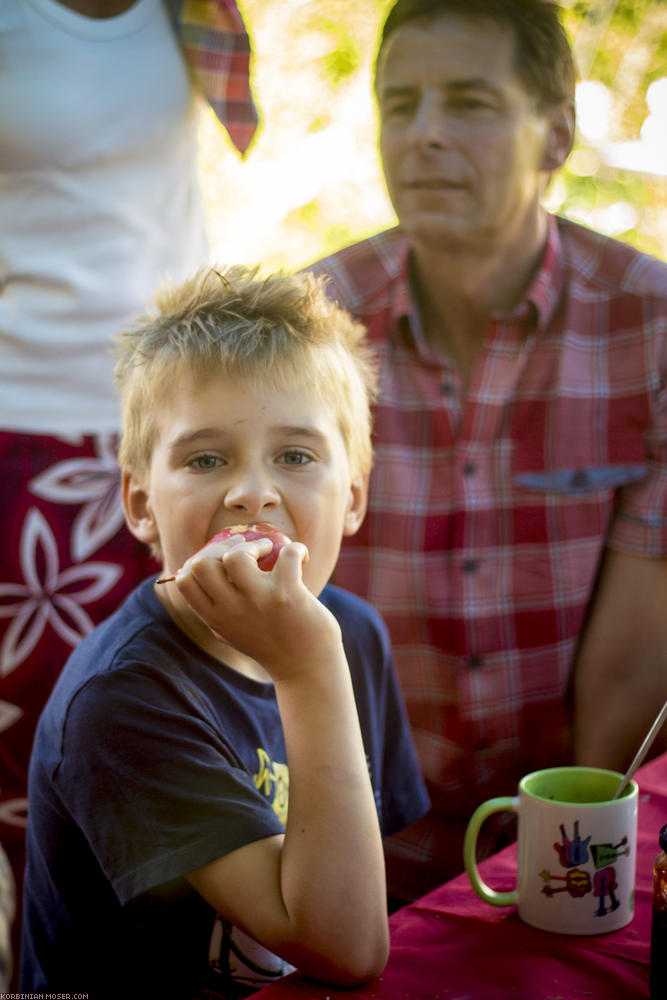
<box><xmin>249</xmin><ymin>753</ymin><xmax>667</xmax><ymax>1000</ymax></box>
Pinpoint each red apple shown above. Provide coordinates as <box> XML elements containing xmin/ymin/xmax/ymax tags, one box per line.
<box><xmin>203</xmin><ymin>522</ymin><xmax>291</xmax><ymax>572</ymax></box>
<box><xmin>157</xmin><ymin>522</ymin><xmax>291</xmax><ymax>583</ymax></box>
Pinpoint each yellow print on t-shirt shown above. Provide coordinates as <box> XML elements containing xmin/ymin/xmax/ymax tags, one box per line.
<box><xmin>253</xmin><ymin>748</ymin><xmax>289</xmax><ymax>826</ymax></box>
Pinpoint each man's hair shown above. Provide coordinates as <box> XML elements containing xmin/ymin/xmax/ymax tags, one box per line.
<box><xmin>114</xmin><ymin>266</ymin><xmax>378</xmax><ymax>479</ymax></box>
<box><xmin>377</xmin><ymin>0</ymin><xmax>576</xmax><ymax>109</ymax></box>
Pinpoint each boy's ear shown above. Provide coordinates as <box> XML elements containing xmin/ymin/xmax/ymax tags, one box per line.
<box><xmin>343</xmin><ymin>473</ymin><xmax>369</xmax><ymax>537</ymax></box>
<box><xmin>121</xmin><ymin>468</ymin><xmax>159</xmax><ymax>546</ymax></box>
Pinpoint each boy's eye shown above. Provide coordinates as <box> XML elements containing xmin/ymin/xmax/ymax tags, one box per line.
<box><xmin>280</xmin><ymin>449</ymin><xmax>312</xmax><ymax>467</ymax></box>
<box><xmin>189</xmin><ymin>454</ymin><xmax>222</xmax><ymax>471</ymax></box>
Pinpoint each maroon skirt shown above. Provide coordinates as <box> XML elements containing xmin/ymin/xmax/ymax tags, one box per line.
<box><xmin>0</xmin><ymin>430</ymin><xmax>158</xmax><ymax>950</ymax></box>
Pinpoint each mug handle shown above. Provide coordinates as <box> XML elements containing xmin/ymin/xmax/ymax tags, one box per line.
<box><xmin>463</xmin><ymin>796</ymin><xmax>519</xmax><ymax>907</ymax></box>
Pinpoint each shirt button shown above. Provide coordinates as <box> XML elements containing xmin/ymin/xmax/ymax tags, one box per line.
<box><xmin>462</xmin><ymin>461</ymin><xmax>476</xmax><ymax>476</ymax></box>
<box><xmin>462</xmin><ymin>559</ymin><xmax>478</xmax><ymax>573</ymax></box>
<box><xmin>467</xmin><ymin>654</ymin><xmax>484</xmax><ymax>669</ymax></box>
<box><xmin>570</xmin><ymin>469</ymin><xmax>589</xmax><ymax>490</ymax></box>
<box><xmin>440</xmin><ymin>381</ymin><xmax>455</xmax><ymax>396</ymax></box>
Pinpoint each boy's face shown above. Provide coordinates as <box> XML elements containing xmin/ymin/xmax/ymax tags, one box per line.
<box><xmin>123</xmin><ymin>369</ymin><xmax>367</xmax><ymax>598</ymax></box>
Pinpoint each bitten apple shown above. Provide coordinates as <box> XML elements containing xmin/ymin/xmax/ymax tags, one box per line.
<box><xmin>157</xmin><ymin>522</ymin><xmax>291</xmax><ymax>583</ymax></box>
<box><xmin>207</xmin><ymin>523</ymin><xmax>291</xmax><ymax>572</ymax></box>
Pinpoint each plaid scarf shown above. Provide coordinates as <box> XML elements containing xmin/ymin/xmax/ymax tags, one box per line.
<box><xmin>168</xmin><ymin>0</ymin><xmax>258</xmax><ymax>155</ymax></box>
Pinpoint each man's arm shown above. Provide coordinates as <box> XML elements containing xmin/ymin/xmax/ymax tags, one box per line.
<box><xmin>574</xmin><ymin>548</ymin><xmax>667</xmax><ymax>770</ymax></box>
<box><xmin>180</xmin><ymin>541</ymin><xmax>389</xmax><ymax>986</ymax></box>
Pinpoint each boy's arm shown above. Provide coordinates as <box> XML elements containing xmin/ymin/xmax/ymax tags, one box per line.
<box><xmin>574</xmin><ymin>549</ymin><xmax>667</xmax><ymax>769</ymax></box>
<box><xmin>179</xmin><ymin>542</ymin><xmax>389</xmax><ymax>985</ymax></box>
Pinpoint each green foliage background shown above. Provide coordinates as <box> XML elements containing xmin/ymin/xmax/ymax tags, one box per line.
<box><xmin>198</xmin><ymin>0</ymin><xmax>666</xmax><ymax>271</ymax></box>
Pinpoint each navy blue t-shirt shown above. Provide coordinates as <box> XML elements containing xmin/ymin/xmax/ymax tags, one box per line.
<box><xmin>21</xmin><ymin>579</ymin><xmax>428</xmax><ymax>998</ymax></box>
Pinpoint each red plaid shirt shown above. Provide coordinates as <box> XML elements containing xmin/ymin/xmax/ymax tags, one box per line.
<box><xmin>308</xmin><ymin>216</ymin><xmax>667</xmax><ymax>896</ymax></box>
<box><xmin>170</xmin><ymin>0</ymin><xmax>258</xmax><ymax>155</ymax></box>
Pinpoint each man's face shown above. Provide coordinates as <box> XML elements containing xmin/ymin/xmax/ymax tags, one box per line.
<box><xmin>376</xmin><ymin>13</ymin><xmax>555</xmax><ymax>251</ymax></box>
<box><xmin>131</xmin><ymin>369</ymin><xmax>365</xmax><ymax>600</ymax></box>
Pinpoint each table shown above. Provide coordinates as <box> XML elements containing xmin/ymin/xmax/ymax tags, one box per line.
<box><xmin>249</xmin><ymin>753</ymin><xmax>667</xmax><ymax>1000</ymax></box>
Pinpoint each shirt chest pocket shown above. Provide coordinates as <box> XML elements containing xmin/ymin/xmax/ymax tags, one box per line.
<box><xmin>509</xmin><ymin>461</ymin><xmax>648</xmax><ymax>597</ymax></box>
<box><xmin>513</xmin><ymin>463</ymin><xmax>647</xmax><ymax>495</ymax></box>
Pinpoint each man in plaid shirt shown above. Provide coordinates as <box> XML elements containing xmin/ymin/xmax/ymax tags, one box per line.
<box><xmin>307</xmin><ymin>0</ymin><xmax>667</xmax><ymax>903</ymax></box>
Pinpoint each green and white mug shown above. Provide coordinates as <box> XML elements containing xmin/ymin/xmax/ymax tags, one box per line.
<box><xmin>463</xmin><ymin>766</ymin><xmax>638</xmax><ymax>935</ymax></box>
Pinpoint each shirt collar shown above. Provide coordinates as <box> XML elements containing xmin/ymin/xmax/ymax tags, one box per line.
<box><xmin>385</xmin><ymin>243</ymin><xmax>446</xmax><ymax>365</ymax></box>
<box><xmin>515</xmin><ymin>213</ymin><xmax>565</xmax><ymax>332</ymax></box>
<box><xmin>396</xmin><ymin>213</ymin><xmax>565</xmax><ymax>348</ymax></box>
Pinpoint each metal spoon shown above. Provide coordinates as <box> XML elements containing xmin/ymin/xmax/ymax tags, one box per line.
<box><xmin>612</xmin><ymin>700</ymin><xmax>667</xmax><ymax>799</ymax></box>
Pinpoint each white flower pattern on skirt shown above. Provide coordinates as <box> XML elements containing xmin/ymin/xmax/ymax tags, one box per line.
<box><xmin>0</xmin><ymin>507</ymin><xmax>122</xmax><ymax>677</ymax></box>
<box><xmin>28</xmin><ymin>434</ymin><xmax>124</xmax><ymax>562</ymax></box>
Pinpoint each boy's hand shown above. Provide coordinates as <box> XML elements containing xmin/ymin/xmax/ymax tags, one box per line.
<box><xmin>180</xmin><ymin>529</ymin><xmax>389</xmax><ymax>985</ymax></box>
<box><xmin>171</xmin><ymin>531</ymin><xmax>342</xmax><ymax>682</ymax></box>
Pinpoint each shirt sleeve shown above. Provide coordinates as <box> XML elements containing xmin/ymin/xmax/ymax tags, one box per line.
<box><xmin>169</xmin><ymin>0</ymin><xmax>258</xmax><ymax>155</ymax></box>
<box><xmin>376</xmin><ymin>643</ymin><xmax>431</xmax><ymax>838</ymax></box>
<box><xmin>55</xmin><ymin>666</ymin><xmax>284</xmax><ymax>905</ymax></box>
<box><xmin>328</xmin><ymin>588</ymin><xmax>430</xmax><ymax>837</ymax></box>
<box><xmin>608</xmin><ymin>335</ymin><xmax>667</xmax><ymax>557</ymax></box>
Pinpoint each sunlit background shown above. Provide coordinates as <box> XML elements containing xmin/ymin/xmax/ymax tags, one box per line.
<box><xmin>198</xmin><ymin>0</ymin><xmax>667</xmax><ymax>272</ymax></box>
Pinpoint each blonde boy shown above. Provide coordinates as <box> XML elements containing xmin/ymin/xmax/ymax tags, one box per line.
<box><xmin>21</xmin><ymin>267</ymin><xmax>428</xmax><ymax>998</ymax></box>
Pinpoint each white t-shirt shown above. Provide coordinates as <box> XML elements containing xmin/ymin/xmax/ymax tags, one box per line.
<box><xmin>0</xmin><ymin>0</ymin><xmax>209</xmax><ymax>432</ymax></box>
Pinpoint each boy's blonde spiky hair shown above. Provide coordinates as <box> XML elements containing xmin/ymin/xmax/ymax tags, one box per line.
<box><xmin>113</xmin><ymin>265</ymin><xmax>378</xmax><ymax>479</ymax></box>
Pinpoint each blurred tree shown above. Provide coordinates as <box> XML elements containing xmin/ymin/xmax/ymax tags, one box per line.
<box><xmin>553</xmin><ymin>0</ymin><xmax>667</xmax><ymax>256</ymax></box>
<box><xmin>198</xmin><ymin>0</ymin><xmax>666</xmax><ymax>269</ymax></box>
